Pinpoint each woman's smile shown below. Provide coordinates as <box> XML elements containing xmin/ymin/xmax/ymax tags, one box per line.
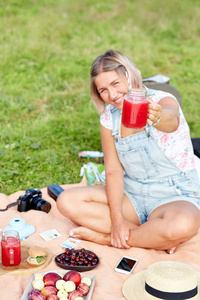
<box><xmin>113</xmin><ymin>95</ymin><xmax>125</xmax><ymax>105</ymax></box>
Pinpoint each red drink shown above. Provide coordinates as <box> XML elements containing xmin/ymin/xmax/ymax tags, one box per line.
<box><xmin>122</xmin><ymin>89</ymin><xmax>148</xmax><ymax>128</ymax></box>
<box><xmin>1</xmin><ymin>230</ymin><xmax>21</xmax><ymax>266</ymax></box>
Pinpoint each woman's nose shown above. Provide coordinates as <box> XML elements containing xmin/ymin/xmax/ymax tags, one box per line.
<box><xmin>109</xmin><ymin>88</ymin><xmax>117</xmax><ymax>99</ymax></box>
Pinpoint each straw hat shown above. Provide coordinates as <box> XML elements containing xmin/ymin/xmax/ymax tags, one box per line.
<box><xmin>122</xmin><ymin>261</ymin><xmax>200</xmax><ymax>300</ymax></box>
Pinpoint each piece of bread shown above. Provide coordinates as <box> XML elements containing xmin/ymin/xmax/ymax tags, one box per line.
<box><xmin>27</xmin><ymin>246</ymin><xmax>48</xmax><ymax>266</ymax></box>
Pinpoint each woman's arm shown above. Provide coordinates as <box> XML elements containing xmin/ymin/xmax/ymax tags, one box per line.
<box><xmin>100</xmin><ymin>124</ymin><xmax>130</xmax><ymax>248</ymax></box>
<box><xmin>147</xmin><ymin>96</ymin><xmax>180</xmax><ymax>133</ymax></box>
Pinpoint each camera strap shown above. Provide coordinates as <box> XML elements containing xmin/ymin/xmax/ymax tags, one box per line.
<box><xmin>0</xmin><ymin>200</ymin><xmax>19</xmax><ymax>212</ymax></box>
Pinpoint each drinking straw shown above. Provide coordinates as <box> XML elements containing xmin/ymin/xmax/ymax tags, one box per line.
<box><xmin>125</xmin><ymin>71</ymin><xmax>132</xmax><ymax>91</ymax></box>
<box><xmin>0</xmin><ymin>228</ymin><xmax>5</xmax><ymax>240</ymax></box>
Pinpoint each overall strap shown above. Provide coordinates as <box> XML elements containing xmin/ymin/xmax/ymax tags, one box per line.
<box><xmin>145</xmin><ymin>124</ymin><xmax>151</xmax><ymax>137</ymax></box>
<box><xmin>145</xmin><ymin>86</ymin><xmax>156</xmax><ymax>97</ymax></box>
<box><xmin>145</xmin><ymin>86</ymin><xmax>154</xmax><ymax>137</ymax></box>
<box><xmin>111</xmin><ymin>107</ymin><xmax>121</xmax><ymax>137</ymax></box>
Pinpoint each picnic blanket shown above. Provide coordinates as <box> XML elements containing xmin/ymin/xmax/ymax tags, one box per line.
<box><xmin>0</xmin><ymin>157</ymin><xmax>200</xmax><ymax>300</ymax></box>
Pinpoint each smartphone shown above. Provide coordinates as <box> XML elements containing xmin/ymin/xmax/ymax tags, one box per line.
<box><xmin>114</xmin><ymin>256</ymin><xmax>138</xmax><ymax>274</ymax></box>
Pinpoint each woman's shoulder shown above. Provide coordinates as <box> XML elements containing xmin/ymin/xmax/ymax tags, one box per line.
<box><xmin>146</xmin><ymin>87</ymin><xmax>177</xmax><ymax>104</ymax></box>
<box><xmin>100</xmin><ymin>104</ymin><xmax>114</xmax><ymax>130</ymax></box>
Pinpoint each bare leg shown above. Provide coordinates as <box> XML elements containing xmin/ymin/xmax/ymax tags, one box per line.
<box><xmin>69</xmin><ymin>201</ymin><xmax>200</xmax><ymax>252</ymax></box>
<box><xmin>127</xmin><ymin>201</ymin><xmax>200</xmax><ymax>250</ymax></box>
<box><xmin>69</xmin><ymin>228</ymin><xmax>176</xmax><ymax>252</ymax></box>
<box><xmin>57</xmin><ymin>185</ymin><xmax>140</xmax><ymax>234</ymax></box>
<box><xmin>57</xmin><ymin>187</ymin><xmax>200</xmax><ymax>251</ymax></box>
<box><xmin>69</xmin><ymin>226</ymin><xmax>112</xmax><ymax>246</ymax></box>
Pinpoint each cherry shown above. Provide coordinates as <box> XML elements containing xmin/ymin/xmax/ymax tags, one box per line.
<box><xmin>56</xmin><ymin>248</ymin><xmax>98</xmax><ymax>267</ymax></box>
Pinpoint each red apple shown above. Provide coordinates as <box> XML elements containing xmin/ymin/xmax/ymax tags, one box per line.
<box><xmin>68</xmin><ymin>290</ymin><xmax>83</xmax><ymax>300</ymax></box>
<box><xmin>28</xmin><ymin>289</ymin><xmax>46</xmax><ymax>300</ymax></box>
<box><xmin>63</xmin><ymin>270</ymin><xmax>81</xmax><ymax>286</ymax></box>
<box><xmin>43</xmin><ymin>272</ymin><xmax>62</xmax><ymax>287</ymax></box>
<box><xmin>41</xmin><ymin>286</ymin><xmax>58</xmax><ymax>297</ymax></box>
<box><xmin>47</xmin><ymin>295</ymin><xmax>59</xmax><ymax>300</ymax></box>
<box><xmin>77</xmin><ymin>282</ymin><xmax>90</xmax><ymax>296</ymax></box>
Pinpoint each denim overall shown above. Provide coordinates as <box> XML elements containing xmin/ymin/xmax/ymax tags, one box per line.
<box><xmin>111</xmin><ymin>108</ymin><xmax>200</xmax><ymax>225</ymax></box>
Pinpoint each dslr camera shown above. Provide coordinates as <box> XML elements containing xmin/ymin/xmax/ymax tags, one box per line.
<box><xmin>17</xmin><ymin>189</ymin><xmax>51</xmax><ymax>213</ymax></box>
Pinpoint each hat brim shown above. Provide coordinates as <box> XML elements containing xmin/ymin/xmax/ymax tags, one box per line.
<box><xmin>122</xmin><ymin>270</ymin><xmax>200</xmax><ymax>300</ymax></box>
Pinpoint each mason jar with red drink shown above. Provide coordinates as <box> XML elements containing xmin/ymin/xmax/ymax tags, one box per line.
<box><xmin>122</xmin><ymin>89</ymin><xmax>149</xmax><ymax>128</ymax></box>
<box><xmin>1</xmin><ymin>230</ymin><xmax>21</xmax><ymax>266</ymax></box>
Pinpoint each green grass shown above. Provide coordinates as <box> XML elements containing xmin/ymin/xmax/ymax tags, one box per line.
<box><xmin>0</xmin><ymin>0</ymin><xmax>200</xmax><ymax>195</ymax></box>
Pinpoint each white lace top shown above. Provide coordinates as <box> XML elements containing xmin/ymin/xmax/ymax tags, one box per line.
<box><xmin>100</xmin><ymin>89</ymin><xmax>195</xmax><ymax>172</ymax></box>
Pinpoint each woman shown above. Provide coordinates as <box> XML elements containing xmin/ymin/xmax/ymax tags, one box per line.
<box><xmin>57</xmin><ymin>50</ymin><xmax>200</xmax><ymax>253</ymax></box>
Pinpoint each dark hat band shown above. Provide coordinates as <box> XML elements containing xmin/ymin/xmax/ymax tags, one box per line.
<box><xmin>145</xmin><ymin>282</ymin><xmax>198</xmax><ymax>299</ymax></box>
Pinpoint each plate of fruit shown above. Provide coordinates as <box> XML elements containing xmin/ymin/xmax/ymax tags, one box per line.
<box><xmin>55</xmin><ymin>248</ymin><xmax>99</xmax><ymax>272</ymax></box>
<box><xmin>21</xmin><ymin>269</ymin><xmax>96</xmax><ymax>300</ymax></box>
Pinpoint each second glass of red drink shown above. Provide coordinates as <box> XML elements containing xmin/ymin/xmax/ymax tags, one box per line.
<box><xmin>1</xmin><ymin>230</ymin><xmax>21</xmax><ymax>266</ymax></box>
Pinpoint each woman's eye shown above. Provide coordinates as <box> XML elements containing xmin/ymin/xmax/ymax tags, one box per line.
<box><xmin>114</xmin><ymin>82</ymin><xmax>119</xmax><ymax>85</ymax></box>
<box><xmin>100</xmin><ymin>89</ymin><xmax>106</xmax><ymax>94</ymax></box>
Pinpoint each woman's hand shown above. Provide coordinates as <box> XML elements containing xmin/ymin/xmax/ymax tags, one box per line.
<box><xmin>111</xmin><ymin>218</ymin><xmax>130</xmax><ymax>249</ymax></box>
<box><xmin>147</xmin><ymin>97</ymin><xmax>162</xmax><ymax>126</ymax></box>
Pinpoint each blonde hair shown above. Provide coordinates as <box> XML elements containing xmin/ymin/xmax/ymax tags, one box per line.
<box><xmin>90</xmin><ymin>50</ymin><xmax>142</xmax><ymax>114</ymax></box>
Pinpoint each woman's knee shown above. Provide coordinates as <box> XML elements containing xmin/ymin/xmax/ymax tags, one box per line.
<box><xmin>57</xmin><ymin>189</ymin><xmax>79</xmax><ymax>218</ymax></box>
<box><xmin>164</xmin><ymin>210</ymin><xmax>200</xmax><ymax>242</ymax></box>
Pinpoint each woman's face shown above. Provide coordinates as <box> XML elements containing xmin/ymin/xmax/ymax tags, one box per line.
<box><xmin>94</xmin><ymin>70</ymin><xmax>128</xmax><ymax>110</ymax></box>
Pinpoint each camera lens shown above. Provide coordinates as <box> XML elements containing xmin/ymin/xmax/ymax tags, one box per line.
<box><xmin>32</xmin><ymin>198</ymin><xmax>51</xmax><ymax>213</ymax></box>
<box><xmin>40</xmin><ymin>202</ymin><xmax>51</xmax><ymax>213</ymax></box>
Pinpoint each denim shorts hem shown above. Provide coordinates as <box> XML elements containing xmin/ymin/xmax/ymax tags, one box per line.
<box><xmin>124</xmin><ymin>190</ymin><xmax>200</xmax><ymax>225</ymax></box>
<box><xmin>147</xmin><ymin>196</ymin><xmax>200</xmax><ymax>220</ymax></box>
<box><xmin>124</xmin><ymin>190</ymin><xmax>146</xmax><ymax>225</ymax></box>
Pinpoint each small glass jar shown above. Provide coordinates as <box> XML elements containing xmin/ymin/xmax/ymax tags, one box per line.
<box><xmin>122</xmin><ymin>89</ymin><xmax>149</xmax><ymax>128</ymax></box>
<box><xmin>1</xmin><ymin>230</ymin><xmax>21</xmax><ymax>266</ymax></box>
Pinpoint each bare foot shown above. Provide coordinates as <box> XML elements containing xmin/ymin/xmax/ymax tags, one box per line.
<box><xmin>69</xmin><ymin>226</ymin><xmax>111</xmax><ymax>246</ymax></box>
<box><xmin>167</xmin><ymin>247</ymin><xmax>176</xmax><ymax>254</ymax></box>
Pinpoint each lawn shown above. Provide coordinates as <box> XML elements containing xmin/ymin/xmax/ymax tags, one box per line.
<box><xmin>0</xmin><ymin>0</ymin><xmax>200</xmax><ymax>195</ymax></box>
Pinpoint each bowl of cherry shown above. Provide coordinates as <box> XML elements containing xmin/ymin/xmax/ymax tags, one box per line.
<box><xmin>55</xmin><ymin>247</ymin><xmax>100</xmax><ymax>272</ymax></box>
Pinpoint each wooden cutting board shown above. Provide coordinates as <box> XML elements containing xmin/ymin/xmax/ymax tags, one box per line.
<box><xmin>0</xmin><ymin>241</ymin><xmax>52</xmax><ymax>275</ymax></box>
